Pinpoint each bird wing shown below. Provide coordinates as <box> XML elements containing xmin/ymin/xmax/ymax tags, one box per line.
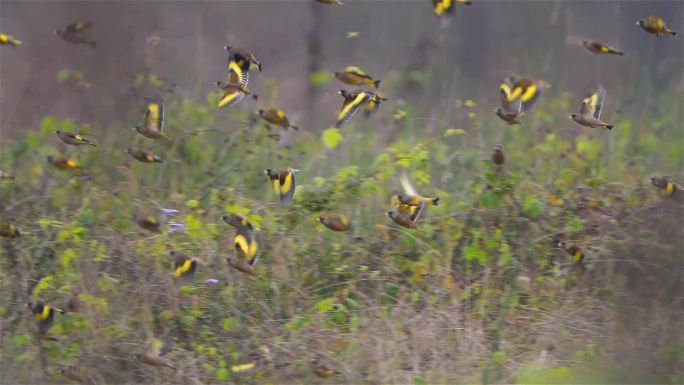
<box><xmin>580</xmin><ymin>84</ymin><xmax>605</xmax><ymax>118</ymax></box>
<box><xmin>336</xmin><ymin>92</ymin><xmax>370</xmax><ymax>126</ymax></box>
<box><xmin>409</xmin><ymin>201</ymin><xmax>426</xmax><ymax>222</ymax></box>
<box><xmin>228</xmin><ymin>59</ymin><xmax>250</xmax><ymax>87</ymax></box>
<box><xmin>218</xmin><ymin>87</ymin><xmax>244</xmax><ymax>108</ymax></box>
<box><xmin>433</xmin><ymin>0</ymin><xmax>453</xmax><ymax>16</ymax></box>
<box><xmin>647</xmin><ymin>16</ymin><xmax>663</xmax><ymax>29</ymax></box>
<box><xmin>67</xmin><ymin>22</ymin><xmax>92</xmax><ymax>33</ymax></box>
<box><xmin>279</xmin><ymin>170</ymin><xmax>295</xmax><ymax>203</ymax></box>
<box><xmin>399</xmin><ymin>172</ymin><xmax>418</xmax><ymax>196</ymax></box>
<box><xmin>499</xmin><ymin>81</ymin><xmax>521</xmax><ymax>113</ymax></box>
<box><xmin>144</xmin><ymin>101</ymin><xmax>164</xmax><ymax>131</ymax></box>
<box><xmin>519</xmin><ymin>82</ymin><xmax>541</xmax><ymax>112</ymax></box>
<box><xmin>344</xmin><ymin>66</ymin><xmax>369</xmax><ymax>78</ymax></box>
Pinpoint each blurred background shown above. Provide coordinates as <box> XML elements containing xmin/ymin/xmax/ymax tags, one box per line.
<box><xmin>1</xmin><ymin>1</ymin><xmax>682</xmax><ymax>141</ymax></box>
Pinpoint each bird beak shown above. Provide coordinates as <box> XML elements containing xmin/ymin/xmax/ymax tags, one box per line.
<box><xmin>635</xmin><ymin>21</ymin><xmax>640</xmax><ymax>25</ymax></box>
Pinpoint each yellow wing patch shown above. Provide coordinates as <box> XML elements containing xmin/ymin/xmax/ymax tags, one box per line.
<box><xmin>520</xmin><ymin>84</ymin><xmax>537</xmax><ymax>102</ymax></box>
<box><xmin>573</xmin><ymin>251</ymin><xmax>583</xmax><ymax>263</ymax></box>
<box><xmin>280</xmin><ymin>173</ymin><xmax>293</xmax><ymax>196</ymax></box>
<box><xmin>172</xmin><ymin>259</ymin><xmax>193</xmax><ymax>278</ymax></box>
<box><xmin>37</xmin><ymin>305</ymin><xmax>50</xmax><ymax>321</ymax></box>
<box><xmin>344</xmin><ymin>66</ymin><xmax>366</xmax><ymax>76</ymax></box>
<box><xmin>218</xmin><ymin>90</ymin><xmax>242</xmax><ymax>108</ymax></box>
<box><xmin>666</xmin><ymin>182</ymin><xmax>674</xmax><ymax>195</ymax></box>
<box><xmin>276</xmin><ymin>110</ymin><xmax>285</xmax><ymax>119</ymax></box>
<box><xmin>67</xmin><ymin>160</ymin><xmax>77</xmax><ymax>168</ymax></box>
<box><xmin>337</xmin><ymin>92</ymin><xmax>368</xmax><ymax>124</ymax></box>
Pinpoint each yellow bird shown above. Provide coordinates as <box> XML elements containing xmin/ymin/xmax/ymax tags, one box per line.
<box><xmin>318</xmin><ymin>214</ymin><xmax>350</xmax><ymax>232</ymax></box>
<box><xmin>637</xmin><ymin>16</ymin><xmax>677</xmax><ymax>36</ymax></box>
<box><xmin>125</xmin><ymin>148</ymin><xmax>164</xmax><ymax>164</ymax></box>
<box><xmin>141</xmin><ymin>338</ymin><xmax>176</xmax><ymax>370</ymax></box>
<box><xmin>558</xmin><ymin>241</ymin><xmax>587</xmax><ymax>272</ymax></box>
<box><xmin>225</xmin><ymin>46</ymin><xmax>262</xmax><ymax>87</ymax></box>
<box><xmin>135</xmin><ymin>98</ymin><xmax>170</xmax><ymax>141</ymax></box>
<box><xmin>432</xmin><ymin>0</ymin><xmax>471</xmax><ymax>26</ymax></box>
<box><xmin>0</xmin><ymin>33</ymin><xmax>22</xmax><ymax>47</ymax></box>
<box><xmin>134</xmin><ymin>214</ymin><xmax>163</xmax><ymax>233</ymax></box>
<box><xmin>495</xmin><ymin>77</ymin><xmax>524</xmax><ymax>125</ymax></box>
<box><xmin>336</xmin><ymin>90</ymin><xmax>371</xmax><ymax>127</ymax></box>
<box><xmin>503</xmin><ymin>74</ymin><xmax>548</xmax><ymax>113</ymax></box>
<box><xmin>265</xmin><ymin>168</ymin><xmax>296</xmax><ymax>203</ymax></box>
<box><xmin>363</xmin><ymin>92</ymin><xmax>387</xmax><ymax>118</ymax></box>
<box><xmin>27</xmin><ymin>301</ymin><xmax>64</xmax><ymax>335</ymax></box>
<box><xmin>0</xmin><ymin>221</ymin><xmax>20</xmax><ymax>238</ymax></box>
<box><xmin>582</xmin><ymin>39</ymin><xmax>624</xmax><ymax>56</ymax></box>
<box><xmin>394</xmin><ymin>172</ymin><xmax>440</xmax><ymax>212</ymax></box>
<box><xmin>570</xmin><ymin>84</ymin><xmax>614</xmax><ymax>130</ymax></box>
<box><xmin>650</xmin><ymin>176</ymin><xmax>682</xmax><ymax>198</ymax></box>
<box><xmin>334</xmin><ymin>66</ymin><xmax>381</xmax><ymax>88</ymax></box>
<box><xmin>216</xmin><ymin>81</ymin><xmax>258</xmax><ymax>108</ymax></box>
<box><xmin>55</xmin><ymin>130</ymin><xmax>96</xmax><ymax>147</ymax></box>
<box><xmin>46</xmin><ymin>155</ymin><xmax>80</xmax><ymax>172</ymax></box>
<box><xmin>258</xmin><ymin>109</ymin><xmax>299</xmax><ymax>130</ymax></box>
<box><xmin>54</xmin><ymin>22</ymin><xmax>96</xmax><ymax>48</ymax></box>
<box><xmin>228</xmin><ymin>226</ymin><xmax>259</xmax><ymax>276</ymax></box>
<box><xmin>170</xmin><ymin>251</ymin><xmax>198</xmax><ymax>281</ymax></box>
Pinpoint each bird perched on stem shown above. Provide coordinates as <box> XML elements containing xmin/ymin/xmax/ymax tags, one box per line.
<box><xmin>55</xmin><ymin>130</ymin><xmax>96</xmax><ymax>147</ymax></box>
<box><xmin>55</xmin><ymin>22</ymin><xmax>96</xmax><ymax>48</ymax></box>
<box><xmin>336</xmin><ymin>90</ymin><xmax>371</xmax><ymax>127</ymax></box>
<box><xmin>227</xmin><ymin>225</ymin><xmax>259</xmax><ymax>276</ymax></box>
<box><xmin>570</xmin><ymin>84</ymin><xmax>614</xmax><ymax>130</ymax></box>
<box><xmin>636</xmin><ymin>16</ymin><xmax>677</xmax><ymax>36</ymax></box>
<box><xmin>258</xmin><ymin>109</ymin><xmax>299</xmax><ymax>130</ymax></box>
<box><xmin>125</xmin><ymin>148</ymin><xmax>164</xmax><ymax>164</ymax></box>
<box><xmin>0</xmin><ymin>33</ymin><xmax>22</xmax><ymax>47</ymax></box>
<box><xmin>334</xmin><ymin>66</ymin><xmax>381</xmax><ymax>88</ymax></box>
<box><xmin>265</xmin><ymin>168</ymin><xmax>297</xmax><ymax>204</ymax></box>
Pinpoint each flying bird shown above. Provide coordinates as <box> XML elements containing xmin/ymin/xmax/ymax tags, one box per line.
<box><xmin>318</xmin><ymin>214</ymin><xmax>350</xmax><ymax>232</ymax></box>
<box><xmin>432</xmin><ymin>0</ymin><xmax>472</xmax><ymax>27</ymax></box>
<box><xmin>336</xmin><ymin>90</ymin><xmax>371</xmax><ymax>127</ymax></box>
<box><xmin>582</xmin><ymin>39</ymin><xmax>624</xmax><ymax>56</ymax></box>
<box><xmin>636</xmin><ymin>16</ymin><xmax>677</xmax><ymax>36</ymax></box>
<box><xmin>27</xmin><ymin>301</ymin><xmax>64</xmax><ymax>335</ymax></box>
<box><xmin>265</xmin><ymin>168</ymin><xmax>296</xmax><ymax>204</ymax></box>
<box><xmin>216</xmin><ymin>81</ymin><xmax>258</xmax><ymax>108</ymax></box>
<box><xmin>55</xmin><ymin>130</ymin><xmax>96</xmax><ymax>147</ymax></box>
<box><xmin>258</xmin><ymin>109</ymin><xmax>299</xmax><ymax>130</ymax></box>
<box><xmin>496</xmin><ymin>76</ymin><xmax>524</xmax><ymax>125</ymax></box>
<box><xmin>55</xmin><ymin>22</ymin><xmax>96</xmax><ymax>48</ymax></box>
<box><xmin>170</xmin><ymin>251</ymin><xmax>198</xmax><ymax>282</ymax></box>
<box><xmin>491</xmin><ymin>145</ymin><xmax>505</xmax><ymax>166</ymax></box>
<box><xmin>135</xmin><ymin>97</ymin><xmax>170</xmax><ymax>141</ymax></box>
<box><xmin>558</xmin><ymin>241</ymin><xmax>587</xmax><ymax>272</ymax></box>
<box><xmin>650</xmin><ymin>176</ymin><xmax>682</xmax><ymax>199</ymax></box>
<box><xmin>0</xmin><ymin>33</ymin><xmax>21</xmax><ymax>47</ymax></box>
<box><xmin>225</xmin><ymin>45</ymin><xmax>261</xmax><ymax>86</ymax></box>
<box><xmin>125</xmin><ymin>148</ymin><xmax>164</xmax><ymax>164</ymax></box>
<box><xmin>363</xmin><ymin>92</ymin><xmax>387</xmax><ymax>118</ymax></box>
<box><xmin>46</xmin><ymin>155</ymin><xmax>80</xmax><ymax>172</ymax></box>
<box><xmin>570</xmin><ymin>84</ymin><xmax>614</xmax><ymax>130</ymax></box>
<box><xmin>334</xmin><ymin>66</ymin><xmax>381</xmax><ymax>88</ymax></box>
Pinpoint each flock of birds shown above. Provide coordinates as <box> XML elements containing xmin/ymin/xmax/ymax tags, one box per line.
<box><xmin>0</xmin><ymin>1</ymin><xmax>682</xmax><ymax>382</ymax></box>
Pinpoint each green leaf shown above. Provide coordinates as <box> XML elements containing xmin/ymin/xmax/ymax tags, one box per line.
<box><xmin>56</xmin><ymin>70</ymin><xmax>70</xmax><ymax>83</ymax></box>
<box><xmin>445</xmin><ymin>128</ymin><xmax>465</xmax><ymax>136</ymax></box>
<box><xmin>322</xmin><ymin>127</ymin><xmax>343</xmax><ymax>150</ymax></box>
<box><xmin>308</xmin><ymin>70</ymin><xmax>331</xmax><ymax>87</ymax></box>
<box><xmin>315</xmin><ymin>297</ymin><xmax>336</xmax><ymax>313</ymax></box>
<box><xmin>523</xmin><ymin>196</ymin><xmax>544</xmax><ymax>219</ymax></box>
<box><xmin>186</xmin><ymin>199</ymin><xmax>200</xmax><ymax>208</ymax></box>
<box><xmin>216</xmin><ymin>366</ymin><xmax>229</xmax><ymax>381</ymax></box>
<box><xmin>40</xmin><ymin>116</ymin><xmax>57</xmax><ymax>134</ymax></box>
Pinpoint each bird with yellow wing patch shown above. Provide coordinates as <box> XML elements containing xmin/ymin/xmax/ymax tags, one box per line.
<box><xmin>363</xmin><ymin>92</ymin><xmax>387</xmax><ymax>118</ymax></box>
<box><xmin>650</xmin><ymin>176</ymin><xmax>683</xmax><ymax>200</ymax></box>
<box><xmin>170</xmin><ymin>251</ymin><xmax>198</xmax><ymax>282</ymax></box>
<box><xmin>265</xmin><ymin>168</ymin><xmax>297</xmax><ymax>204</ymax></box>
<box><xmin>27</xmin><ymin>301</ymin><xmax>64</xmax><ymax>336</ymax></box>
<box><xmin>334</xmin><ymin>66</ymin><xmax>381</xmax><ymax>88</ymax></box>
<box><xmin>582</xmin><ymin>39</ymin><xmax>624</xmax><ymax>56</ymax></box>
<box><xmin>216</xmin><ymin>81</ymin><xmax>258</xmax><ymax>109</ymax></box>
<box><xmin>393</xmin><ymin>172</ymin><xmax>440</xmax><ymax>219</ymax></box>
<box><xmin>558</xmin><ymin>241</ymin><xmax>587</xmax><ymax>273</ymax></box>
<box><xmin>0</xmin><ymin>33</ymin><xmax>22</xmax><ymax>47</ymax></box>
<box><xmin>135</xmin><ymin>97</ymin><xmax>171</xmax><ymax>141</ymax></box>
<box><xmin>258</xmin><ymin>108</ymin><xmax>299</xmax><ymax>130</ymax></box>
<box><xmin>228</xmin><ymin>224</ymin><xmax>260</xmax><ymax>276</ymax></box>
<box><xmin>318</xmin><ymin>213</ymin><xmax>350</xmax><ymax>232</ymax></box>
<box><xmin>432</xmin><ymin>0</ymin><xmax>471</xmax><ymax>27</ymax></box>
<box><xmin>225</xmin><ymin>46</ymin><xmax>261</xmax><ymax>87</ymax></box>
<box><xmin>503</xmin><ymin>74</ymin><xmax>549</xmax><ymax>113</ymax></box>
<box><xmin>495</xmin><ymin>76</ymin><xmax>524</xmax><ymax>125</ymax></box>
<box><xmin>55</xmin><ymin>130</ymin><xmax>96</xmax><ymax>147</ymax></box>
<box><xmin>637</xmin><ymin>16</ymin><xmax>677</xmax><ymax>36</ymax></box>
<box><xmin>46</xmin><ymin>155</ymin><xmax>81</xmax><ymax>173</ymax></box>
<box><xmin>570</xmin><ymin>84</ymin><xmax>614</xmax><ymax>130</ymax></box>
<box><xmin>336</xmin><ymin>90</ymin><xmax>371</xmax><ymax>127</ymax></box>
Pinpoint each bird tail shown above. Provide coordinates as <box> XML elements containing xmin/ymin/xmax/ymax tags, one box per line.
<box><xmin>373</xmin><ymin>80</ymin><xmax>381</xmax><ymax>89</ymax></box>
<box><xmin>604</xmin><ymin>124</ymin><xmax>614</xmax><ymax>130</ymax></box>
<box><xmin>667</xmin><ymin>30</ymin><xmax>677</xmax><ymax>36</ymax></box>
<box><xmin>87</xmin><ymin>142</ymin><xmax>97</xmax><ymax>147</ymax></box>
<box><xmin>613</xmin><ymin>49</ymin><xmax>625</xmax><ymax>56</ymax></box>
<box><xmin>251</xmin><ymin>94</ymin><xmax>259</xmax><ymax>101</ymax></box>
<box><xmin>430</xmin><ymin>197</ymin><xmax>440</xmax><ymax>206</ymax></box>
<box><xmin>458</xmin><ymin>0</ymin><xmax>472</xmax><ymax>4</ymax></box>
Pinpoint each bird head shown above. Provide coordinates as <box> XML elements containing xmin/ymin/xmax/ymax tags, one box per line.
<box><xmin>570</xmin><ymin>113</ymin><xmax>579</xmax><ymax>120</ymax></box>
<box><xmin>318</xmin><ymin>216</ymin><xmax>325</xmax><ymax>223</ymax></box>
<box><xmin>333</xmin><ymin>71</ymin><xmax>341</xmax><ymax>77</ymax></box>
<box><xmin>636</xmin><ymin>20</ymin><xmax>644</xmax><ymax>26</ymax></box>
<box><xmin>557</xmin><ymin>241</ymin><xmax>566</xmax><ymax>249</ymax></box>
<box><xmin>55</xmin><ymin>130</ymin><xmax>62</xmax><ymax>135</ymax></box>
<box><xmin>54</xmin><ymin>29</ymin><xmax>62</xmax><ymax>36</ymax></box>
<box><xmin>494</xmin><ymin>107</ymin><xmax>503</xmax><ymax>115</ymax></box>
<box><xmin>134</xmin><ymin>126</ymin><xmax>144</xmax><ymax>134</ymax></box>
<box><xmin>338</xmin><ymin>90</ymin><xmax>350</xmax><ymax>98</ymax></box>
<box><xmin>494</xmin><ymin>144</ymin><xmax>503</xmax><ymax>152</ymax></box>
<box><xmin>224</xmin><ymin>45</ymin><xmax>233</xmax><ymax>52</ymax></box>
